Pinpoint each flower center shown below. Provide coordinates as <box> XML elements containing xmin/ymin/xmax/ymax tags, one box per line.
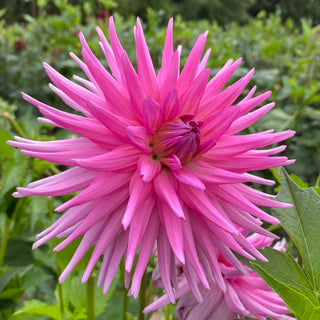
<box><xmin>153</xmin><ymin>116</ymin><xmax>202</xmax><ymax>164</ymax></box>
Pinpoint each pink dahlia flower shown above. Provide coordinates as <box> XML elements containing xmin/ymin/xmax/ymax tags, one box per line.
<box><xmin>145</xmin><ymin>234</ymin><xmax>294</xmax><ymax>320</ymax></box>
<box><xmin>9</xmin><ymin>17</ymin><xmax>294</xmax><ymax>297</ymax></box>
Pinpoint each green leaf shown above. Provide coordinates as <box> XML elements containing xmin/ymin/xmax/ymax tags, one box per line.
<box><xmin>272</xmin><ymin>168</ymin><xmax>320</xmax><ymax>291</ymax></box>
<box><xmin>244</xmin><ymin>247</ymin><xmax>320</xmax><ymax>320</ymax></box>
<box><xmin>14</xmin><ymin>300</ymin><xmax>61</xmax><ymax>320</ymax></box>
<box><xmin>51</xmin><ymin>237</ymin><xmax>93</xmax><ymax>273</ymax></box>
<box><xmin>0</xmin><ymin>149</ymin><xmax>29</xmax><ymax>198</ymax></box>
<box><xmin>0</xmin><ymin>288</ymin><xmax>24</xmax><ymax>299</ymax></box>
<box><xmin>0</xmin><ymin>128</ymin><xmax>13</xmax><ymax>160</ymax></box>
<box><xmin>0</xmin><ymin>268</ymin><xmax>23</xmax><ymax>293</ymax></box>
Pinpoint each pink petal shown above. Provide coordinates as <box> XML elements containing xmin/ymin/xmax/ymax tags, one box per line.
<box><xmin>154</xmin><ymin>169</ymin><xmax>185</xmax><ymax>219</ymax></box>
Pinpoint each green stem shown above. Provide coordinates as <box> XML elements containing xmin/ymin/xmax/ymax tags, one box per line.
<box><xmin>120</xmin><ymin>260</ymin><xmax>129</xmax><ymax>320</ymax></box>
<box><xmin>48</xmin><ymin>196</ymin><xmax>64</xmax><ymax>315</ymax></box>
<box><xmin>138</xmin><ymin>271</ymin><xmax>147</xmax><ymax>320</ymax></box>
<box><xmin>1</xmin><ymin>112</ymin><xmax>27</xmax><ymax>138</ymax></box>
<box><xmin>57</xmin><ymin>265</ymin><xmax>64</xmax><ymax>314</ymax></box>
<box><xmin>1</xmin><ymin>111</ymin><xmax>60</xmax><ymax>175</ymax></box>
<box><xmin>0</xmin><ymin>216</ymin><xmax>10</xmax><ymax>268</ymax></box>
<box><xmin>87</xmin><ymin>273</ymin><xmax>95</xmax><ymax>320</ymax></box>
<box><xmin>267</xmin><ymin>224</ymin><xmax>282</xmax><ymax>232</ymax></box>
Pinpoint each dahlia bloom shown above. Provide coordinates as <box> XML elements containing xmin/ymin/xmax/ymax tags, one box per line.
<box><xmin>145</xmin><ymin>234</ymin><xmax>294</xmax><ymax>320</ymax></box>
<box><xmin>9</xmin><ymin>17</ymin><xmax>294</xmax><ymax>297</ymax></box>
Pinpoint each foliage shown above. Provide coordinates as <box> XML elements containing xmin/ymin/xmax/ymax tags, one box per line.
<box><xmin>239</xmin><ymin>169</ymin><xmax>320</xmax><ymax>320</ymax></box>
<box><xmin>0</xmin><ymin>5</ymin><xmax>320</xmax><ymax>320</ymax></box>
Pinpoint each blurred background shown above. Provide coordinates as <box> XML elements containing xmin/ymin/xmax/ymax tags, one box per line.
<box><xmin>0</xmin><ymin>0</ymin><xmax>319</xmax><ymax>319</ymax></box>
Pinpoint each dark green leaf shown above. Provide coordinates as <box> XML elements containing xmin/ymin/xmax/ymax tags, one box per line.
<box><xmin>272</xmin><ymin>168</ymin><xmax>320</xmax><ymax>291</ymax></box>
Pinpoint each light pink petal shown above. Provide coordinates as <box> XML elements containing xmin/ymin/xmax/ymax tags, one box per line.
<box><xmin>158</xmin><ymin>18</ymin><xmax>174</xmax><ymax>86</ymax></box>
<box><xmin>183</xmin><ymin>209</ymin><xmax>209</xmax><ymax>289</ymax></box>
<box><xmin>157</xmin><ymin>227</ymin><xmax>175</xmax><ymax>303</ymax></box>
<box><xmin>59</xmin><ymin>216</ymin><xmax>108</xmax><ymax>282</ymax></box>
<box><xmin>197</xmin><ymin>68</ymin><xmax>255</xmax><ymax>120</ymax></box>
<box><xmin>224</xmin><ymin>281</ymin><xmax>249</xmax><ymax>316</ymax></box>
<box><xmin>201</xmin><ymin>58</ymin><xmax>242</xmax><ymax>103</ymax></box>
<box><xmin>33</xmin><ymin>200</ymin><xmax>98</xmax><ymax>248</ymax></box>
<box><xmin>211</xmin><ymin>184</ymin><xmax>280</xmax><ymax>225</ymax></box>
<box><xmin>191</xmin><ymin>220</ymin><xmax>226</xmax><ymax>291</ymax></box>
<box><xmin>87</xmin><ymin>99</ymin><xmax>136</xmax><ymax>140</ymax></box>
<box><xmin>227</xmin><ymin>103</ymin><xmax>275</xmax><ymax>134</ymax></box>
<box><xmin>122</xmin><ymin>170</ymin><xmax>153</xmax><ymax>230</ymax></box>
<box><xmin>125</xmin><ymin>197</ymin><xmax>155</xmax><ymax>272</ymax></box>
<box><xmin>158</xmin><ymin>200</ymin><xmax>185</xmax><ymax>264</ymax></box>
<box><xmin>154</xmin><ymin>169</ymin><xmax>185</xmax><ymax>219</ymax></box>
<box><xmin>74</xmin><ymin>145</ymin><xmax>140</xmax><ymax>172</ymax></box>
<box><xmin>79</xmin><ymin>32</ymin><xmax>134</xmax><ymax>118</ymax></box>
<box><xmin>179</xmin><ymin>184</ymin><xmax>239</xmax><ymax>234</ymax></box>
<box><xmin>80</xmin><ymin>204</ymin><xmax>126</xmax><ymax>281</ymax></box>
<box><xmin>129</xmin><ymin>213</ymin><xmax>160</xmax><ymax>298</ymax></box>
<box><xmin>54</xmin><ymin>199</ymin><xmax>125</xmax><ymax>253</ymax></box>
<box><xmin>121</xmin><ymin>51</ymin><xmax>145</xmax><ymax>117</ymax></box>
<box><xmin>97</xmin><ymin>239</ymin><xmax>117</xmax><ymax>287</ymax></box>
<box><xmin>100</xmin><ymin>231</ymin><xmax>128</xmax><ymax>293</ymax></box>
<box><xmin>137</xmin><ymin>154</ymin><xmax>161</xmax><ymax>182</ymax></box>
<box><xmin>196</xmin><ymin>48</ymin><xmax>211</xmax><ymax>76</ymax></box>
<box><xmin>183</xmin><ymin>256</ymin><xmax>202</xmax><ymax>303</ymax></box>
<box><xmin>15</xmin><ymin>168</ymin><xmax>97</xmax><ymax>197</ymax></box>
<box><xmin>135</xmin><ymin>18</ymin><xmax>160</xmax><ymax>100</ymax></box>
<box><xmin>159</xmin><ymin>50</ymin><xmax>180</xmax><ymax>104</ymax></box>
<box><xmin>55</xmin><ymin>173</ymin><xmax>130</xmax><ymax>212</ymax></box>
<box><xmin>237</xmin><ymin>90</ymin><xmax>272</xmax><ymax>116</ymax></box>
<box><xmin>48</xmin><ymin>83</ymin><xmax>91</xmax><ymax>116</ymax></box>
<box><xmin>96</xmin><ymin>27</ymin><xmax>124</xmax><ymax>86</ymax></box>
<box><xmin>43</xmin><ymin>63</ymin><xmax>105</xmax><ymax>113</ymax></box>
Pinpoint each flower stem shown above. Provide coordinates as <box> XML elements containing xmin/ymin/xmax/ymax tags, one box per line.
<box><xmin>1</xmin><ymin>111</ymin><xmax>27</xmax><ymax>138</ymax></box>
<box><xmin>138</xmin><ymin>271</ymin><xmax>147</xmax><ymax>320</ymax></box>
<box><xmin>87</xmin><ymin>273</ymin><xmax>95</xmax><ymax>320</ymax></box>
<box><xmin>48</xmin><ymin>196</ymin><xmax>64</xmax><ymax>315</ymax></box>
<box><xmin>0</xmin><ymin>215</ymin><xmax>10</xmax><ymax>268</ymax></box>
<box><xmin>120</xmin><ymin>259</ymin><xmax>129</xmax><ymax>320</ymax></box>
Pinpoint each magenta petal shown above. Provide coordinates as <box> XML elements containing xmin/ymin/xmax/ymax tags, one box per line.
<box><xmin>142</xmin><ymin>97</ymin><xmax>163</xmax><ymax>134</ymax></box>
<box><xmin>137</xmin><ymin>155</ymin><xmax>161</xmax><ymax>182</ymax></box>
<box><xmin>154</xmin><ymin>169</ymin><xmax>185</xmax><ymax>219</ymax></box>
<box><xmin>74</xmin><ymin>145</ymin><xmax>140</xmax><ymax>172</ymax></box>
<box><xmin>172</xmin><ymin>166</ymin><xmax>205</xmax><ymax>190</ymax></box>
<box><xmin>158</xmin><ymin>200</ymin><xmax>185</xmax><ymax>264</ymax></box>
<box><xmin>122</xmin><ymin>171</ymin><xmax>153</xmax><ymax>230</ymax></box>
<box><xmin>135</xmin><ymin>18</ymin><xmax>160</xmax><ymax>100</ymax></box>
<box><xmin>126</xmin><ymin>126</ymin><xmax>152</xmax><ymax>153</ymax></box>
<box><xmin>163</xmin><ymin>88</ymin><xmax>180</xmax><ymax>122</ymax></box>
<box><xmin>125</xmin><ymin>197</ymin><xmax>155</xmax><ymax>272</ymax></box>
<box><xmin>129</xmin><ymin>213</ymin><xmax>160</xmax><ymax>298</ymax></box>
<box><xmin>157</xmin><ymin>227</ymin><xmax>176</xmax><ymax>303</ymax></box>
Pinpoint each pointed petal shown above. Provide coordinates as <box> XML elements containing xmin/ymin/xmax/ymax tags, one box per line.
<box><xmin>154</xmin><ymin>169</ymin><xmax>185</xmax><ymax>219</ymax></box>
<box><xmin>122</xmin><ymin>170</ymin><xmax>153</xmax><ymax>230</ymax></box>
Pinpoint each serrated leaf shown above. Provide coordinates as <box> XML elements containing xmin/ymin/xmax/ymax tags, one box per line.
<box><xmin>243</xmin><ymin>247</ymin><xmax>320</xmax><ymax>320</ymax></box>
<box><xmin>251</xmin><ymin>263</ymin><xmax>320</xmax><ymax>320</ymax></box>
<box><xmin>13</xmin><ymin>300</ymin><xmax>61</xmax><ymax>320</ymax></box>
<box><xmin>272</xmin><ymin>168</ymin><xmax>320</xmax><ymax>291</ymax></box>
